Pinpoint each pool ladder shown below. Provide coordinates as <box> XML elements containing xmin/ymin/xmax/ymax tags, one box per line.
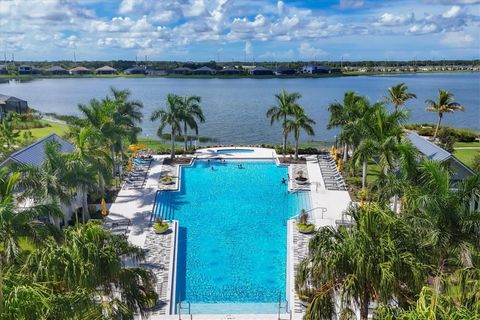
<box><xmin>178</xmin><ymin>300</ymin><xmax>191</xmax><ymax>319</ymax></box>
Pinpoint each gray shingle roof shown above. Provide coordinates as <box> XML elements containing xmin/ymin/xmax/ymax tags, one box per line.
<box><xmin>0</xmin><ymin>94</ymin><xmax>27</xmax><ymax>104</ymax></box>
<box><xmin>3</xmin><ymin>134</ymin><xmax>74</xmax><ymax>167</ymax></box>
<box><xmin>406</xmin><ymin>131</ymin><xmax>451</xmax><ymax>161</ymax></box>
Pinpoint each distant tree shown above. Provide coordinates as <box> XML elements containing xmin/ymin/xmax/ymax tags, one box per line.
<box><xmin>266</xmin><ymin>90</ymin><xmax>302</xmax><ymax>155</ymax></box>
<box><xmin>151</xmin><ymin>94</ymin><xmax>183</xmax><ymax>159</ymax></box>
<box><xmin>425</xmin><ymin>90</ymin><xmax>464</xmax><ymax>141</ymax></box>
<box><xmin>386</xmin><ymin>82</ymin><xmax>416</xmax><ymax>110</ymax></box>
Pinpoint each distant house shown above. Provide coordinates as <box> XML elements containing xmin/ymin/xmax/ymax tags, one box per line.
<box><xmin>302</xmin><ymin>65</ymin><xmax>341</xmax><ymax>74</ymax></box>
<box><xmin>0</xmin><ymin>94</ymin><xmax>28</xmax><ymax>118</ymax></box>
<box><xmin>124</xmin><ymin>66</ymin><xmax>146</xmax><ymax>75</ymax></box>
<box><xmin>192</xmin><ymin>66</ymin><xmax>217</xmax><ymax>75</ymax></box>
<box><xmin>406</xmin><ymin>132</ymin><xmax>475</xmax><ymax>183</ymax></box>
<box><xmin>146</xmin><ymin>69</ymin><xmax>167</xmax><ymax>76</ymax></box>
<box><xmin>273</xmin><ymin>67</ymin><xmax>296</xmax><ymax>76</ymax></box>
<box><xmin>0</xmin><ymin>65</ymin><xmax>7</xmax><ymax>75</ymax></box>
<box><xmin>171</xmin><ymin>67</ymin><xmax>193</xmax><ymax>75</ymax></box>
<box><xmin>217</xmin><ymin>67</ymin><xmax>240</xmax><ymax>75</ymax></box>
<box><xmin>249</xmin><ymin>66</ymin><xmax>274</xmax><ymax>76</ymax></box>
<box><xmin>18</xmin><ymin>65</ymin><xmax>37</xmax><ymax>74</ymax></box>
<box><xmin>69</xmin><ymin>66</ymin><xmax>92</xmax><ymax>75</ymax></box>
<box><xmin>95</xmin><ymin>65</ymin><xmax>117</xmax><ymax>75</ymax></box>
<box><xmin>45</xmin><ymin>66</ymin><xmax>68</xmax><ymax>75</ymax></box>
<box><xmin>0</xmin><ymin>134</ymin><xmax>80</xmax><ymax>225</ymax></box>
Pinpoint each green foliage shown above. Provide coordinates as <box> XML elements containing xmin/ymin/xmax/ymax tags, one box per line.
<box><xmin>472</xmin><ymin>152</ymin><xmax>480</xmax><ymax>174</ymax></box>
<box><xmin>436</xmin><ymin>127</ymin><xmax>457</xmax><ymax>153</ymax></box>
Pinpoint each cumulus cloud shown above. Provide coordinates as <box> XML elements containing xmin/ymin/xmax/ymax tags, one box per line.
<box><xmin>441</xmin><ymin>31</ymin><xmax>475</xmax><ymax>46</ymax></box>
<box><xmin>375</xmin><ymin>13</ymin><xmax>415</xmax><ymax>26</ymax></box>
<box><xmin>299</xmin><ymin>43</ymin><xmax>327</xmax><ymax>59</ymax></box>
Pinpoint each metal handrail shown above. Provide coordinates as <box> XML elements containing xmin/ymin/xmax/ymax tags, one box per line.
<box><xmin>290</xmin><ymin>206</ymin><xmax>328</xmax><ymax>219</ymax></box>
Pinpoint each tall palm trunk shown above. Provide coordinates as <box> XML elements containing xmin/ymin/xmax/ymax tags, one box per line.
<box><xmin>282</xmin><ymin>114</ymin><xmax>287</xmax><ymax>155</ymax></box>
<box><xmin>183</xmin><ymin>121</ymin><xmax>188</xmax><ymax>155</ymax></box>
<box><xmin>111</xmin><ymin>146</ymin><xmax>116</xmax><ymax>177</ymax></box>
<box><xmin>432</xmin><ymin>113</ymin><xmax>443</xmax><ymax>141</ymax></box>
<box><xmin>294</xmin><ymin>133</ymin><xmax>299</xmax><ymax>159</ymax></box>
<box><xmin>81</xmin><ymin>185</ymin><xmax>90</xmax><ymax>223</ymax></box>
<box><xmin>170</xmin><ymin>128</ymin><xmax>175</xmax><ymax>159</ymax></box>
<box><xmin>360</xmin><ymin>291</ymin><xmax>369</xmax><ymax>320</ymax></box>
<box><xmin>343</xmin><ymin>143</ymin><xmax>348</xmax><ymax>162</ymax></box>
<box><xmin>362</xmin><ymin>159</ymin><xmax>368</xmax><ymax>191</ymax></box>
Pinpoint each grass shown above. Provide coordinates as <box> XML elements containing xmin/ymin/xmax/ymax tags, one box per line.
<box><xmin>453</xmin><ymin>149</ymin><xmax>479</xmax><ymax>168</ymax></box>
<box><xmin>19</xmin><ymin>120</ymin><xmax>70</xmax><ymax>139</ymax></box>
<box><xmin>454</xmin><ymin>141</ymin><xmax>480</xmax><ymax>147</ymax></box>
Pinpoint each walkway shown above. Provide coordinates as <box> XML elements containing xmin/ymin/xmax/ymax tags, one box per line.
<box><xmin>305</xmin><ymin>155</ymin><xmax>352</xmax><ymax>227</ymax></box>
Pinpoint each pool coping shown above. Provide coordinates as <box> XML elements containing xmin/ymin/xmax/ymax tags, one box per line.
<box><xmin>157</xmin><ymin>153</ymin><xmax>304</xmax><ymax>316</ymax></box>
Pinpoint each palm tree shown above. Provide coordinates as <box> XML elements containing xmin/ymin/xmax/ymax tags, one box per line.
<box><xmin>0</xmin><ymin>117</ymin><xmax>20</xmax><ymax>154</ymax></box>
<box><xmin>386</xmin><ymin>82</ymin><xmax>416</xmax><ymax>110</ymax></box>
<box><xmin>178</xmin><ymin>95</ymin><xmax>205</xmax><ymax>154</ymax></box>
<box><xmin>266</xmin><ymin>90</ymin><xmax>301</xmax><ymax>154</ymax></box>
<box><xmin>403</xmin><ymin>160</ymin><xmax>480</xmax><ymax>270</ymax></box>
<box><xmin>23</xmin><ymin>222</ymin><xmax>157</xmax><ymax>318</ymax></box>
<box><xmin>425</xmin><ymin>89</ymin><xmax>464</xmax><ymax>141</ymax></box>
<box><xmin>0</xmin><ymin>168</ymin><xmax>62</xmax><ymax>312</ymax></box>
<box><xmin>296</xmin><ymin>204</ymin><xmax>425</xmax><ymax>320</ymax></box>
<box><xmin>151</xmin><ymin>94</ymin><xmax>183</xmax><ymax>159</ymax></box>
<box><xmin>283</xmin><ymin>107</ymin><xmax>315</xmax><ymax>159</ymax></box>
<box><xmin>327</xmin><ymin>91</ymin><xmax>368</xmax><ymax>161</ymax></box>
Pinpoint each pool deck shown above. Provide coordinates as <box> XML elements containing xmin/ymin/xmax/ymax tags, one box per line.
<box><xmin>195</xmin><ymin>147</ymin><xmax>277</xmax><ymax>159</ymax></box>
<box><xmin>106</xmin><ymin>150</ymin><xmax>352</xmax><ymax>319</ymax></box>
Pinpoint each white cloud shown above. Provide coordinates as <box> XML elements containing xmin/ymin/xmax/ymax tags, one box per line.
<box><xmin>443</xmin><ymin>5</ymin><xmax>462</xmax><ymax>18</ymax></box>
<box><xmin>299</xmin><ymin>43</ymin><xmax>327</xmax><ymax>59</ymax></box>
<box><xmin>441</xmin><ymin>31</ymin><xmax>475</xmax><ymax>46</ymax></box>
<box><xmin>375</xmin><ymin>13</ymin><xmax>415</xmax><ymax>26</ymax></box>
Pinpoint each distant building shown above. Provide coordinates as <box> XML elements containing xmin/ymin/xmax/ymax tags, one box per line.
<box><xmin>192</xmin><ymin>66</ymin><xmax>217</xmax><ymax>75</ymax></box>
<box><xmin>302</xmin><ymin>65</ymin><xmax>341</xmax><ymax>74</ymax></box>
<box><xmin>95</xmin><ymin>65</ymin><xmax>117</xmax><ymax>75</ymax></box>
<box><xmin>45</xmin><ymin>66</ymin><xmax>68</xmax><ymax>75</ymax></box>
<box><xmin>18</xmin><ymin>65</ymin><xmax>37</xmax><ymax>74</ymax></box>
<box><xmin>0</xmin><ymin>94</ymin><xmax>28</xmax><ymax>119</ymax></box>
<box><xmin>171</xmin><ymin>67</ymin><xmax>193</xmax><ymax>75</ymax></box>
<box><xmin>273</xmin><ymin>67</ymin><xmax>296</xmax><ymax>75</ymax></box>
<box><xmin>146</xmin><ymin>69</ymin><xmax>167</xmax><ymax>76</ymax></box>
<box><xmin>69</xmin><ymin>66</ymin><xmax>92</xmax><ymax>75</ymax></box>
<box><xmin>249</xmin><ymin>66</ymin><xmax>274</xmax><ymax>76</ymax></box>
<box><xmin>124</xmin><ymin>66</ymin><xmax>146</xmax><ymax>75</ymax></box>
<box><xmin>217</xmin><ymin>67</ymin><xmax>240</xmax><ymax>75</ymax></box>
<box><xmin>406</xmin><ymin>132</ymin><xmax>475</xmax><ymax>183</ymax></box>
<box><xmin>0</xmin><ymin>65</ymin><xmax>8</xmax><ymax>75</ymax></box>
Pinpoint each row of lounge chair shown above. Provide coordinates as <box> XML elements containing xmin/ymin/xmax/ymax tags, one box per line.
<box><xmin>102</xmin><ymin>217</ymin><xmax>131</xmax><ymax>237</ymax></box>
<box><xmin>317</xmin><ymin>154</ymin><xmax>347</xmax><ymax>191</ymax></box>
<box><xmin>123</xmin><ymin>158</ymin><xmax>153</xmax><ymax>189</ymax></box>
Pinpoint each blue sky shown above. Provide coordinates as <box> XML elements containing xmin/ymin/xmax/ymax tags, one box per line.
<box><xmin>0</xmin><ymin>0</ymin><xmax>479</xmax><ymax>61</ymax></box>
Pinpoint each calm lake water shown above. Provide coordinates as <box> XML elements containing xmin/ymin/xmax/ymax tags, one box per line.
<box><xmin>0</xmin><ymin>73</ymin><xmax>479</xmax><ymax>144</ymax></box>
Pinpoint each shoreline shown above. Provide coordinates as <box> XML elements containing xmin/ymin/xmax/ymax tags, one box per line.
<box><xmin>0</xmin><ymin>70</ymin><xmax>478</xmax><ymax>82</ymax></box>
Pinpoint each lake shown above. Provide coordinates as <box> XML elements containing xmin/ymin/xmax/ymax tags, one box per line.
<box><xmin>0</xmin><ymin>73</ymin><xmax>478</xmax><ymax>144</ymax></box>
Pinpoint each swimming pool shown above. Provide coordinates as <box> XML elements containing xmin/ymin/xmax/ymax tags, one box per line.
<box><xmin>215</xmin><ymin>148</ymin><xmax>254</xmax><ymax>153</ymax></box>
<box><xmin>153</xmin><ymin>160</ymin><xmax>310</xmax><ymax>314</ymax></box>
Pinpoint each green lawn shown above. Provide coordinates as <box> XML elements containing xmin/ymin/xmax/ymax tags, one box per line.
<box><xmin>20</xmin><ymin>120</ymin><xmax>70</xmax><ymax>139</ymax></box>
<box><xmin>453</xmin><ymin>149</ymin><xmax>479</xmax><ymax>168</ymax></box>
<box><xmin>453</xmin><ymin>141</ymin><xmax>480</xmax><ymax>147</ymax></box>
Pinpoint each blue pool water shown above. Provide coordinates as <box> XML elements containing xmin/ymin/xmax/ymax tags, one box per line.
<box><xmin>153</xmin><ymin>160</ymin><xmax>310</xmax><ymax>314</ymax></box>
<box><xmin>215</xmin><ymin>148</ymin><xmax>254</xmax><ymax>153</ymax></box>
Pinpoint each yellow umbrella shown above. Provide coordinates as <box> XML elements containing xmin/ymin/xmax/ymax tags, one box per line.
<box><xmin>101</xmin><ymin>198</ymin><xmax>107</xmax><ymax>217</ymax></box>
<box><xmin>330</xmin><ymin>145</ymin><xmax>335</xmax><ymax>155</ymax></box>
<box><xmin>337</xmin><ymin>159</ymin><xmax>343</xmax><ymax>172</ymax></box>
<box><xmin>127</xmin><ymin>159</ymin><xmax>133</xmax><ymax>171</ymax></box>
<box><xmin>333</xmin><ymin>152</ymin><xmax>338</xmax><ymax>161</ymax></box>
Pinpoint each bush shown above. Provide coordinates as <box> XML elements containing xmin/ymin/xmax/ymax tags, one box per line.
<box><xmin>437</xmin><ymin>128</ymin><xmax>456</xmax><ymax>153</ymax></box>
<box><xmin>472</xmin><ymin>152</ymin><xmax>480</xmax><ymax>174</ymax></box>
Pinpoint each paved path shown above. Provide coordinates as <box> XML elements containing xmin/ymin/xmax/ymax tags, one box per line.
<box><xmin>454</xmin><ymin>146</ymin><xmax>480</xmax><ymax>149</ymax></box>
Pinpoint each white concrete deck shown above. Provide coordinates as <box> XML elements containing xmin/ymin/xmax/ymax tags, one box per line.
<box><xmin>305</xmin><ymin>155</ymin><xmax>352</xmax><ymax>226</ymax></box>
<box><xmin>108</xmin><ymin>156</ymin><xmax>165</xmax><ymax>247</ymax></box>
<box><xmin>195</xmin><ymin>147</ymin><xmax>277</xmax><ymax>159</ymax></box>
